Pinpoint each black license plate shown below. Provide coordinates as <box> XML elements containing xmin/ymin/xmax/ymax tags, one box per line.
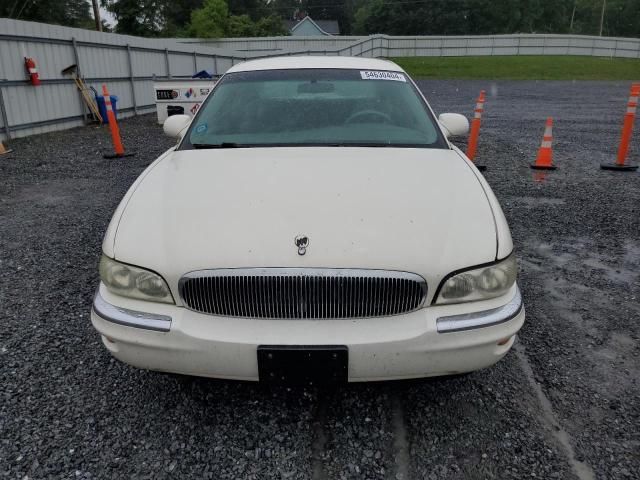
<box><xmin>257</xmin><ymin>346</ymin><xmax>348</xmax><ymax>385</ymax></box>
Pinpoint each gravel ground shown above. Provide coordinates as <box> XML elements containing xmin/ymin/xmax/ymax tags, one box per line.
<box><xmin>1</xmin><ymin>80</ymin><xmax>638</xmax><ymax>480</ymax></box>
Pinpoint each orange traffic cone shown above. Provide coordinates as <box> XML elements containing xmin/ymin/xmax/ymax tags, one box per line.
<box><xmin>466</xmin><ymin>90</ymin><xmax>487</xmax><ymax>171</ymax></box>
<box><xmin>601</xmin><ymin>83</ymin><xmax>639</xmax><ymax>171</ymax></box>
<box><xmin>530</xmin><ymin>117</ymin><xmax>556</xmax><ymax>170</ymax></box>
<box><xmin>0</xmin><ymin>141</ymin><xmax>13</xmax><ymax>155</ymax></box>
<box><xmin>102</xmin><ymin>84</ymin><xmax>134</xmax><ymax>159</ymax></box>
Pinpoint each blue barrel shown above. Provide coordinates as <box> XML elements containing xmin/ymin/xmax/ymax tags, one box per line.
<box><xmin>95</xmin><ymin>95</ymin><xmax>118</xmax><ymax>123</ymax></box>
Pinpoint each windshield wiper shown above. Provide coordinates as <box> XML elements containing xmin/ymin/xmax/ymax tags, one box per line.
<box><xmin>324</xmin><ymin>142</ymin><xmax>404</xmax><ymax>147</ymax></box>
<box><xmin>192</xmin><ymin>142</ymin><xmax>247</xmax><ymax>149</ymax></box>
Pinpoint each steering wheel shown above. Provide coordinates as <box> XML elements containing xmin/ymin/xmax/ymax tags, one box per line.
<box><xmin>345</xmin><ymin>109</ymin><xmax>392</xmax><ymax>125</ymax></box>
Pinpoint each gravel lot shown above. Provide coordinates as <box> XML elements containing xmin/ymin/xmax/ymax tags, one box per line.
<box><xmin>1</xmin><ymin>80</ymin><xmax>638</xmax><ymax>480</ymax></box>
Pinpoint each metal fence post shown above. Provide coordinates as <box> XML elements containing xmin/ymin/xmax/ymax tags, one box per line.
<box><xmin>0</xmin><ymin>82</ymin><xmax>11</xmax><ymax>141</ymax></box>
<box><xmin>193</xmin><ymin>51</ymin><xmax>197</xmax><ymax>72</ymax></box>
<box><xmin>71</xmin><ymin>37</ymin><xmax>88</xmax><ymax>124</ymax></box>
<box><xmin>126</xmin><ymin>44</ymin><xmax>138</xmax><ymax>115</ymax></box>
<box><xmin>165</xmin><ymin>48</ymin><xmax>171</xmax><ymax>79</ymax></box>
<box><xmin>610</xmin><ymin>39</ymin><xmax>617</xmax><ymax>57</ymax></box>
<box><xmin>2</xmin><ymin>31</ymin><xmax>638</xmax><ymax>139</ymax></box>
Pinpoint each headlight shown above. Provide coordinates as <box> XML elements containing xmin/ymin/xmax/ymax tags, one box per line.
<box><xmin>99</xmin><ymin>255</ymin><xmax>174</xmax><ymax>304</ymax></box>
<box><xmin>436</xmin><ymin>254</ymin><xmax>517</xmax><ymax>304</ymax></box>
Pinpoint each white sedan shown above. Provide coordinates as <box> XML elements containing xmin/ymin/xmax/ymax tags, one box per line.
<box><xmin>91</xmin><ymin>56</ymin><xmax>524</xmax><ymax>384</ymax></box>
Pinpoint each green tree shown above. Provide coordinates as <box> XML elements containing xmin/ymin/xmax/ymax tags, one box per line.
<box><xmin>226</xmin><ymin>13</ymin><xmax>256</xmax><ymax>36</ymax></box>
<box><xmin>102</xmin><ymin>0</ymin><xmax>168</xmax><ymax>36</ymax></box>
<box><xmin>189</xmin><ymin>0</ymin><xmax>228</xmax><ymax>37</ymax></box>
<box><xmin>102</xmin><ymin>0</ymin><xmax>207</xmax><ymax>36</ymax></box>
<box><xmin>189</xmin><ymin>0</ymin><xmax>287</xmax><ymax>37</ymax></box>
<box><xmin>227</xmin><ymin>0</ymin><xmax>270</xmax><ymax>21</ymax></box>
<box><xmin>163</xmin><ymin>0</ymin><xmax>205</xmax><ymax>36</ymax></box>
<box><xmin>354</xmin><ymin>0</ymin><xmax>470</xmax><ymax>36</ymax></box>
<box><xmin>254</xmin><ymin>14</ymin><xmax>288</xmax><ymax>36</ymax></box>
<box><xmin>605</xmin><ymin>0</ymin><xmax>640</xmax><ymax>37</ymax></box>
<box><xmin>572</xmin><ymin>0</ymin><xmax>640</xmax><ymax>37</ymax></box>
<box><xmin>305</xmin><ymin>0</ymin><xmax>354</xmax><ymax>35</ymax></box>
<box><xmin>350</xmin><ymin>0</ymin><xmax>640</xmax><ymax>37</ymax></box>
<box><xmin>2</xmin><ymin>0</ymin><xmax>93</xmax><ymax>29</ymax></box>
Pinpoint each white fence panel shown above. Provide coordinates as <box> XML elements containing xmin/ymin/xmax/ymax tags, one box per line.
<box><xmin>131</xmin><ymin>49</ymin><xmax>168</xmax><ymax>78</ymax></box>
<box><xmin>1</xmin><ymin>18</ymin><xmax>639</xmax><ymax>141</ymax></box>
<box><xmin>133</xmin><ymin>80</ymin><xmax>158</xmax><ymax>110</ymax></box>
<box><xmin>167</xmin><ymin>52</ymin><xmax>194</xmax><ymax>77</ymax></box>
<box><xmin>78</xmin><ymin>45</ymin><xmax>129</xmax><ymax>79</ymax></box>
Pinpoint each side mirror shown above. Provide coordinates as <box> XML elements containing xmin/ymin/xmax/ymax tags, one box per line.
<box><xmin>438</xmin><ymin>113</ymin><xmax>469</xmax><ymax>138</ymax></box>
<box><xmin>163</xmin><ymin>114</ymin><xmax>191</xmax><ymax>139</ymax></box>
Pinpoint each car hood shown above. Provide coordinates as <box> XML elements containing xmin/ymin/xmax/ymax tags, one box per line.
<box><xmin>112</xmin><ymin>147</ymin><xmax>497</xmax><ymax>302</ymax></box>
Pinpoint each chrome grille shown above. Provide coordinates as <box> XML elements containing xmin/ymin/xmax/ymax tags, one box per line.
<box><xmin>179</xmin><ymin>268</ymin><xmax>427</xmax><ymax>319</ymax></box>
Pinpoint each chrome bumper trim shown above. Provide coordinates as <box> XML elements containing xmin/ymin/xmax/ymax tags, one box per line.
<box><xmin>436</xmin><ymin>288</ymin><xmax>523</xmax><ymax>333</ymax></box>
<box><xmin>92</xmin><ymin>291</ymin><xmax>172</xmax><ymax>332</ymax></box>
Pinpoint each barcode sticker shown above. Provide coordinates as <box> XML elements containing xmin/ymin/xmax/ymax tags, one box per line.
<box><xmin>360</xmin><ymin>71</ymin><xmax>406</xmax><ymax>82</ymax></box>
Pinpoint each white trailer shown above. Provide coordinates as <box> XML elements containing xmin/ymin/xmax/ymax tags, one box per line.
<box><xmin>154</xmin><ymin>79</ymin><xmax>217</xmax><ymax>124</ymax></box>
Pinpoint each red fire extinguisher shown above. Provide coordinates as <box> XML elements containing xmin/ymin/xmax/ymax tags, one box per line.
<box><xmin>25</xmin><ymin>57</ymin><xmax>41</xmax><ymax>86</ymax></box>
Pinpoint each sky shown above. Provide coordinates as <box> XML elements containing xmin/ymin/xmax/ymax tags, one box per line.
<box><xmin>99</xmin><ymin>6</ymin><xmax>116</xmax><ymax>28</ymax></box>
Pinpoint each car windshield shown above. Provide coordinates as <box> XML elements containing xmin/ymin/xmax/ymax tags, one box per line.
<box><xmin>182</xmin><ymin>68</ymin><xmax>446</xmax><ymax>149</ymax></box>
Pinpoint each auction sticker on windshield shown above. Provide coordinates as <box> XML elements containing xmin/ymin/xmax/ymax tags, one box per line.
<box><xmin>360</xmin><ymin>71</ymin><xmax>406</xmax><ymax>82</ymax></box>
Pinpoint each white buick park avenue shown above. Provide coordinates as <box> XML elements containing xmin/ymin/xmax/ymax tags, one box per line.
<box><xmin>91</xmin><ymin>56</ymin><xmax>524</xmax><ymax>384</ymax></box>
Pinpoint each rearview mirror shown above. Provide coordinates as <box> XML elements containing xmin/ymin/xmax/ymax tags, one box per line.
<box><xmin>163</xmin><ymin>114</ymin><xmax>191</xmax><ymax>139</ymax></box>
<box><xmin>298</xmin><ymin>81</ymin><xmax>335</xmax><ymax>94</ymax></box>
<box><xmin>438</xmin><ymin>113</ymin><xmax>469</xmax><ymax>138</ymax></box>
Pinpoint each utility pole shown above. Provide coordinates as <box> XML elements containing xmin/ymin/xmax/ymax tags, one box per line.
<box><xmin>569</xmin><ymin>0</ymin><xmax>577</xmax><ymax>32</ymax></box>
<box><xmin>599</xmin><ymin>0</ymin><xmax>606</xmax><ymax>36</ymax></box>
<box><xmin>92</xmin><ymin>0</ymin><xmax>103</xmax><ymax>32</ymax></box>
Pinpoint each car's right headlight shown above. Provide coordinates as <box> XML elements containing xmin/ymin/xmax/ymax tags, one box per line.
<box><xmin>99</xmin><ymin>254</ymin><xmax>174</xmax><ymax>304</ymax></box>
<box><xmin>435</xmin><ymin>254</ymin><xmax>517</xmax><ymax>305</ymax></box>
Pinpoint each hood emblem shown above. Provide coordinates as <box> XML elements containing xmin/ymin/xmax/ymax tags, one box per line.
<box><xmin>295</xmin><ymin>235</ymin><xmax>309</xmax><ymax>256</ymax></box>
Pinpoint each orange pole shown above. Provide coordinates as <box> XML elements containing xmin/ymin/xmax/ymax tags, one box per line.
<box><xmin>615</xmin><ymin>84</ymin><xmax>639</xmax><ymax>166</ymax></box>
<box><xmin>466</xmin><ymin>90</ymin><xmax>485</xmax><ymax>161</ymax></box>
<box><xmin>102</xmin><ymin>84</ymin><xmax>125</xmax><ymax>156</ymax></box>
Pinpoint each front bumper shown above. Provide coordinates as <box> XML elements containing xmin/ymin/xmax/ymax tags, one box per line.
<box><xmin>91</xmin><ymin>283</ymin><xmax>525</xmax><ymax>382</ymax></box>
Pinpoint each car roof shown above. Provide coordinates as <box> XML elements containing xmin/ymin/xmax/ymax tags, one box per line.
<box><xmin>226</xmin><ymin>56</ymin><xmax>405</xmax><ymax>74</ymax></box>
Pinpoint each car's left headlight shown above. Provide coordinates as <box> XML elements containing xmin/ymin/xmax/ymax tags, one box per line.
<box><xmin>435</xmin><ymin>254</ymin><xmax>517</xmax><ymax>305</ymax></box>
<box><xmin>99</xmin><ymin>255</ymin><xmax>174</xmax><ymax>304</ymax></box>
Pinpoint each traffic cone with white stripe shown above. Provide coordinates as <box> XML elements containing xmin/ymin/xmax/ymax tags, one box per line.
<box><xmin>102</xmin><ymin>84</ymin><xmax>134</xmax><ymax>159</ymax></box>
<box><xmin>466</xmin><ymin>90</ymin><xmax>487</xmax><ymax>171</ymax></box>
<box><xmin>531</xmin><ymin>117</ymin><xmax>556</xmax><ymax>170</ymax></box>
<box><xmin>601</xmin><ymin>83</ymin><xmax>639</xmax><ymax>171</ymax></box>
<box><xmin>0</xmin><ymin>141</ymin><xmax>13</xmax><ymax>155</ymax></box>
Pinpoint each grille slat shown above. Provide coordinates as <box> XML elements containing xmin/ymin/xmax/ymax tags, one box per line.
<box><xmin>226</xmin><ymin>277</ymin><xmax>234</xmax><ymax>317</ymax></box>
<box><xmin>203</xmin><ymin>277</ymin><xmax>210</xmax><ymax>314</ymax></box>
<box><xmin>180</xmin><ymin>268</ymin><xmax>426</xmax><ymax>319</ymax></box>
